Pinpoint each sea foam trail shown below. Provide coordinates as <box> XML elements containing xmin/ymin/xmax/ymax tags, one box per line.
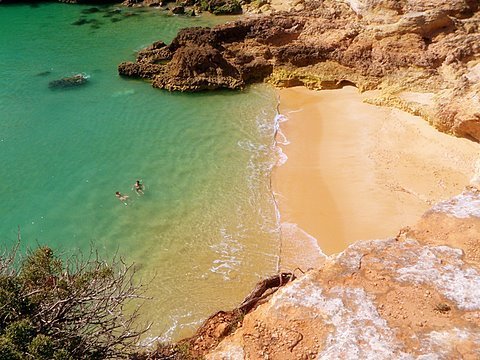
<box><xmin>272</xmin><ymin>110</ymin><xmax>327</xmax><ymax>272</ymax></box>
<box><xmin>272</xmin><ymin>111</ymin><xmax>287</xmax><ymax>272</ymax></box>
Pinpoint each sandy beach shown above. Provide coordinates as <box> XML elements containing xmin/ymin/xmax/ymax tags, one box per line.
<box><xmin>274</xmin><ymin>86</ymin><xmax>479</xmax><ymax>268</ymax></box>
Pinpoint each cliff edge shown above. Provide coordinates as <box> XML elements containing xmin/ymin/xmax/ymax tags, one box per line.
<box><xmin>205</xmin><ymin>188</ymin><xmax>480</xmax><ymax>359</ymax></box>
<box><xmin>141</xmin><ymin>188</ymin><xmax>480</xmax><ymax>359</ymax></box>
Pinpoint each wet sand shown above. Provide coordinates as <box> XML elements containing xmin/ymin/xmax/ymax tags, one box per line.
<box><xmin>273</xmin><ymin>86</ymin><xmax>479</xmax><ymax>267</ymax></box>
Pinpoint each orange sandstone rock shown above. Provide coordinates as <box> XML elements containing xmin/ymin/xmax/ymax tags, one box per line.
<box><xmin>119</xmin><ymin>0</ymin><xmax>480</xmax><ymax>141</ymax></box>
<box><xmin>206</xmin><ymin>189</ymin><xmax>480</xmax><ymax>359</ymax></box>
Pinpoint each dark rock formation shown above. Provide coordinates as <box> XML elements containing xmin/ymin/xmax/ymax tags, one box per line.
<box><xmin>118</xmin><ymin>16</ymin><xmax>303</xmax><ymax>90</ymax></box>
<box><xmin>48</xmin><ymin>74</ymin><xmax>88</xmax><ymax>89</ymax></box>
<box><xmin>35</xmin><ymin>70</ymin><xmax>51</xmax><ymax>76</ymax></box>
<box><xmin>81</xmin><ymin>7</ymin><xmax>101</xmax><ymax>13</ymax></box>
<box><xmin>171</xmin><ymin>5</ymin><xmax>184</xmax><ymax>14</ymax></box>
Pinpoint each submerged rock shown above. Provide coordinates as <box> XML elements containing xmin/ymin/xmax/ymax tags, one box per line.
<box><xmin>81</xmin><ymin>7</ymin><xmax>101</xmax><ymax>14</ymax></box>
<box><xmin>71</xmin><ymin>18</ymin><xmax>90</xmax><ymax>25</ymax></box>
<box><xmin>48</xmin><ymin>74</ymin><xmax>88</xmax><ymax>89</ymax></box>
<box><xmin>35</xmin><ymin>70</ymin><xmax>51</xmax><ymax>76</ymax></box>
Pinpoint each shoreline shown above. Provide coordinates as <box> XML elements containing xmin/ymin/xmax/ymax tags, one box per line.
<box><xmin>273</xmin><ymin>86</ymin><xmax>479</xmax><ymax>264</ymax></box>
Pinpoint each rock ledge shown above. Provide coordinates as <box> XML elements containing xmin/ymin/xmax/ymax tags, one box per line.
<box><xmin>119</xmin><ymin>0</ymin><xmax>480</xmax><ymax>141</ymax></box>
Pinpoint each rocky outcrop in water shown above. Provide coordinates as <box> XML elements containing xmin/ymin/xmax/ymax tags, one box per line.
<box><xmin>119</xmin><ymin>0</ymin><xmax>480</xmax><ymax>141</ymax></box>
<box><xmin>48</xmin><ymin>74</ymin><xmax>88</xmax><ymax>89</ymax></box>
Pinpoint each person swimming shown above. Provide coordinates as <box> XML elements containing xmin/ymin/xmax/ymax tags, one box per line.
<box><xmin>115</xmin><ymin>191</ymin><xmax>129</xmax><ymax>203</ymax></box>
<box><xmin>134</xmin><ymin>180</ymin><xmax>144</xmax><ymax>194</ymax></box>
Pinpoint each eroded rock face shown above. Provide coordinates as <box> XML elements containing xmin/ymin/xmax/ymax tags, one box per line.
<box><xmin>118</xmin><ymin>17</ymin><xmax>302</xmax><ymax>91</ymax></box>
<box><xmin>206</xmin><ymin>188</ymin><xmax>480</xmax><ymax>359</ymax></box>
<box><xmin>119</xmin><ymin>0</ymin><xmax>480</xmax><ymax>141</ymax></box>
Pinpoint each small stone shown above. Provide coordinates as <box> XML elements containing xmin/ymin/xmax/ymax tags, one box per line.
<box><xmin>434</xmin><ymin>303</ymin><xmax>451</xmax><ymax>313</ymax></box>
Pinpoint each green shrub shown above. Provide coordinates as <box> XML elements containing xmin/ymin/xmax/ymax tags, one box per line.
<box><xmin>28</xmin><ymin>334</ymin><xmax>55</xmax><ymax>359</ymax></box>
<box><xmin>0</xmin><ymin>336</ymin><xmax>22</xmax><ymax>360</ymax></box>
<box><xmin>53</xmin><ymin>349</ymin><xmax>74</xmax><ymax>360</ymax></box>
<box><xmin>4</xmin><ymin>320</ymin><xmax>35</xmax><ymax>351</ymax></box>
<box><xmin>200</xmin><ymin>0</ymin><xmax>242</xmax><ymax>14</ymax></box>
<box><xmin>0</xmin><ymin>245</ymin><xmax>147</xmax><ymax>359</ymax></box>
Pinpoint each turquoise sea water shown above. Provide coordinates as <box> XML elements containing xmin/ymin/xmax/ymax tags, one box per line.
<box><xmin>0</xmin><ymin>4</ymin><xmax>279</xmax><ymax>340</ymax></box>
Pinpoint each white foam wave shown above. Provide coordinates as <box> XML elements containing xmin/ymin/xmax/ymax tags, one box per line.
<box><xmin>275</xmin><ymin>126</ymin><xmax>290</xmax><ymax>146</ymax></box>
<box><xmin>275</xmin><ymin>147</ymin><xmax>288</xmax><ymax>167</ymax></box>
<box><xmin>209</xmin><ymin>228</ymin><xmax>244</xmax><ymax>280</ymax></box>
<box><xmin>156</xmin><ymin>311</ymin><xmax>203</xmax><ymax>343</ymax></box>
<box><xmin>237</xmin><ymin>139</ymin><xmax>269</xmax><ymax>153</ymax></box>
<box><xmin>275</xmin><ymin>113</ymin><xmax>289</xmax><ymax>122</ymax></box>
<box><xmin>280</xmin><ymin>222</ymin><xmax>325</xmax><ymax>258</ymax></box>
<box><xmin>237</xmin><ymin>109</ymin><xmax>284</xmax><ymax>229</ymax></box>
<box><xmin>273</xmin><ymin>113</ymin><xmax>290</xmax><ymax>167</ymax></box>
<box><xmin>139</xmin><ymin>335</ymin><xmax>160</xmax><ymax>348</ymax></box>
<box><xmin>73</xmin><ymin>72</ymin><xmax>90</xmax><ymax>79</ymax></box>
<box><xmin>257</xmin><ymin>108</ymin><xmax>278</xmax><ymax>137</ymax></box>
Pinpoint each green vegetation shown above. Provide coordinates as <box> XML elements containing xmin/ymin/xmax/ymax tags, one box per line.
<box><xmin>0</xmin><ymin>245</ymin><xmax>147</xmax><ymax>359</ymax></box>
<box><xmin>199</xmin><ymin>0</ymin><xmax>242</xmax><ymax>15</ymax></box>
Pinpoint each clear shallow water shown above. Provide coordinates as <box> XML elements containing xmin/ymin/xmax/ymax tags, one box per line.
<box><xmin>0</xmin><ymin>4</ymin><xmax>279</xmax><ymax>340</ymax></box>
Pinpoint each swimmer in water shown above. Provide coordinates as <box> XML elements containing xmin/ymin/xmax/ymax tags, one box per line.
<box><xmin>115</xmin><ymin>191</ymin><xmax>129</xmax><ymax>203</ymax></box>
<box><xmin>134</xmin><ymin>180</ymin><xmax>144</xmax><ymax>195</ymax></box>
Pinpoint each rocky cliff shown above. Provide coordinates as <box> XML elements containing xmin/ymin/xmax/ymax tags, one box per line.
<box><xmin>204</xmin><ymin>189</ymin><xmax>480</xmax><ymax>359</ymax></box>
<box><xmin>121</xmin><ymin>3</ymin><xmax>480</xmax><ymax>358</ymax></box>
<box><xmin>119</xmin><ymin>0</ymin><xmax>480</xmax><ymax>141</ymax></box>
<box><xmin>142</xmin><ymin>188</ymin><xmax>480</xmax><ymax>359</ymax></box>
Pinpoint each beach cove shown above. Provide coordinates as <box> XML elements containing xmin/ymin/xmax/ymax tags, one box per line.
<box><xmin>274</xmin><ymin>86</ymin><xmax>479</xmax><ymax>267</ymax></box>
<box><xmin>88</xmin><ymin>0</ymin><xmax>480</xmax><ymax>356</ymax></box>
<box><xmin>0</xmin><ymin>0</ymin><xmax>480</xmax><ymax>354</ymax></box>
<box><xmin>198</xmin><ymin>85</ymin><xmax>480</xmax><ymax>359</ymax></box>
